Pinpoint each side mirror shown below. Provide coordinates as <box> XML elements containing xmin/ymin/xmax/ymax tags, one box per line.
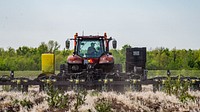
<box><xmin>65</xmin><ymin>39</ymin><xmax>70</xmax><ymax>49</ymax></box>
<box><xmin>112</xmin><ymin>39</ymin><xmax>117</xmax><ymax>49</ymax></box>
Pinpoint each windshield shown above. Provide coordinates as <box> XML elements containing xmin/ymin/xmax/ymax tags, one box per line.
<box><xmin>77</xmin><ymin>39</ymin><xmax>105</xmax><ymax>58</ymax></box>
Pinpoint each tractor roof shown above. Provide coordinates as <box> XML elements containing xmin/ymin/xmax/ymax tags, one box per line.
<box><xmin>77</xmin><ymin>36</ymin><xmax>105</xmax><ymax>39</ymax></box>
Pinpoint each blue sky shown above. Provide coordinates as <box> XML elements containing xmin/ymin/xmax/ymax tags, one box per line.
<box><xmin>0</xmin><ymin>0</ymin><xmax>200</xmax><ymax>50</ymax></box>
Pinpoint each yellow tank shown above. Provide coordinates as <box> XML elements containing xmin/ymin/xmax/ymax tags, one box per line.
<box><xmin>41</xmin><ymin>53</ymin><xmax>55</xmax><ymax>75</ymax></box>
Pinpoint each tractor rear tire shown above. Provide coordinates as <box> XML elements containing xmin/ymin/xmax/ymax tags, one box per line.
<box><xmin>113</xmin><ymin>64</ymin><xmax>122</xmax><ymax>73</ymax></box>
<box><xmin>59</xmin><ymin>64</ymin><xmax>69</xmax><ymax>76</ymax></box>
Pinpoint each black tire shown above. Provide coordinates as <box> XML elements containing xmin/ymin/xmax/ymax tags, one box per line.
<box><xmin>59</xmin><ymin>63</ymin><xmax>70</xmax><ymax>76</ymax></box>
<box><xmin>37</xmin><ymin>73</ymin><xmax>48</xmax><ymax>80</ymax></box>
<box><xmin>113</xmin><ymin>64</ymin><xmax>122</xmax><ymax>73</ymax></box>
<box><xmin>65</xmin><ymin>64</ymin><xmax>69</xmax><ymax>73</ymax></box>
<box><xmin>60</xmin><ymin>64</ymin><xmax>65</xmax><ymax>73</ymax></box>
<box><xmin>0</xmin><ymin>75</ymin><xmax>11</xmax><ymax>82</ymax></box>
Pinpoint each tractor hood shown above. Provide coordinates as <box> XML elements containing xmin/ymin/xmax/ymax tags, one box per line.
<box><xmin>67</xmin><ymin>54</ymin><xmax>114</xmax><ymax>64</ymax></box>
<box><xmin>67</xmin><ymin>55</ymin><xmax>82</xmax><ymax>64</ymax></box>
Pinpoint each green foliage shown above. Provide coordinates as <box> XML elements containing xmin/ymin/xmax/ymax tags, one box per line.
<box><xmin>163</xmin><ymin>74</ymin><xmax>196</xmax><ymax>102</ymax></box>
<box><xmin>47</xmin><ymin>40</ymin><xmax>60</xmax><ymax>53</ymax></box>
<box><xmin>1</xmin><ymin>43</ymin><xmax>200</xmax><ymax>71</ymax></box>
<box><xmin>2</xmin><ymin>85</ymin><xmax>11</xmax><ymax>91</ymax></box>
<box><xmin>46</xmin><ymin>85</ymin><xmax>70</xmax><ymax>109</ymax></box>
<box><xmin>95</xmin><ymin>98</ymin><xmax>111</xmax><ymax>112</ymax></box>
<box><xmin>111</xmin><ymin>46</ymin><xmax>200</xmax><ymax>71</ymax></box>
<box><xmin>90</xmin><ymin>90</ymin><xmax>100</xmax><ymax>96</ymax></box>
<box><xmin>11</xmin><ymin>98</ymin><xmax>33</xmax><ymax>111</ymax></box>
<box><xmin>0</xmin><ymin>40</ymin><xmax>72</xmax><ymax>71</ymax></box>
<box><xmin>46</xmin><ymin>85</ymin><xmax>88</xmax><ymax>111</ymax></box>
<box><xmin>74</xmin><ymin>90</ymin><xmax>87</xmax><ymax>111</ymax></box>
<box><xmin>110</xmin><ymin>44</ymin><xmax>131</xmax><ymax>71</ymax></box>
<box><xmin>147</xmin><ymin>47</ymin><xmax>200</xmax><ymax>70</ymax></box>
<box><xmin>19</xmin><ymin>99</ymin><xmax>34</xmax><ymax>109</ymax></box>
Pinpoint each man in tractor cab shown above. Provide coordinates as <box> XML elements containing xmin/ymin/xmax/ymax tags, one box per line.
<box><xmin>87</xmin><ymin>43</ymin><xmax>97</xmax><ymax>57</ymax></box>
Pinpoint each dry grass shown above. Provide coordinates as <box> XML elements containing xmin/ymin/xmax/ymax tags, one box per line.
<box><xmin>0</xmin><ymin>86</ymin><xmax>200</xmax><ymax>112</ymax></box>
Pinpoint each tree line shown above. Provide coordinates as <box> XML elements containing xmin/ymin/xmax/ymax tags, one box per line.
<box><xmin>111</xmin><ymin>45</ymin><xmax>200</xmax><ymax>70</ymax></box>
<box><xmin>0</xmin><ymin>41</ymin><xmax>200</xmax><ymax>71</ymax></box>
<box><xmin>0</xmin><ymin>40</ymin><xmax>72</xmax><ymax>71</ymax></box>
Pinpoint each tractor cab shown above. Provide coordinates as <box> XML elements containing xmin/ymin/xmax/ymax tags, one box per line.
<box><xmin>65</xmin><ymin>33</ymin><xmax>117</xmax><ymax>73</ymax></box>
<box><xmin>77</xmin><ymin>37</ymin><xmax>105</xmax><ymax>58</ymax></box>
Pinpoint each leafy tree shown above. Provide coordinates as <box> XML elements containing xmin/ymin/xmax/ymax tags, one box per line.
<box><xmin>1</xmin><ymin>41</ymin><xmax>200</xmax><ymax>71</ymax></box>
<box><xmin>38</xmin><ymin>42</ymin><xmax>48</xmax><ymax>54</ymax></box>
<box><xmin>16</xmin><ymin>46</ymin><xmax>30</xmax><ymax>56</ymax></box>
<box><xmin>0</xmin><ymin>48</ymin><xmax>5</xmax><ymax>56</ymax></box>
<box><xmin>7</xmin><ymin>47</ymin><xmax>15</xmax><ymax>57</ymax></box>
<box><xmin>47</xmin><ymin>40</ymin><xmax>60</xmax><ymax>53</ymax></box>
<box><xmin>110</xmin><ymin>49</ymin><xmax>121</xmax><ymax>64</ymax></box>
<box><xmin>120</xmin><ymin>44</ymin><xmax>131</xmax><ymax>55</ymax></box>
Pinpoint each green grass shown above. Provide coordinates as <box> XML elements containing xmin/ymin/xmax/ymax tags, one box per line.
<box><xmin>0</xmin><ymin>70</ymin><xmax>200</xmax><ymax>79</ymax></box>
<box><xmin>0</xmin><ymin>71</ymin><xmax>42</xmax><ymax>79</ymax></box>
<box><xmin>148</xmin><ymin>70</ymin><xmax>200</xmax><ymax>78</ymax></box>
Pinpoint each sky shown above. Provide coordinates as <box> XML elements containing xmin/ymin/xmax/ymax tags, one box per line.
<box><xmin>0</xmin><ymin>0</ymin><xmax>200</xmax><ymax>50</ymax></box>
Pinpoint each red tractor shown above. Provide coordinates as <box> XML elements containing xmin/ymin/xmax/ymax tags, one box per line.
<box><xmin>60</xmin><ymin>33</ymin><xmax>117</xmax><ymax>80</ymax></box>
